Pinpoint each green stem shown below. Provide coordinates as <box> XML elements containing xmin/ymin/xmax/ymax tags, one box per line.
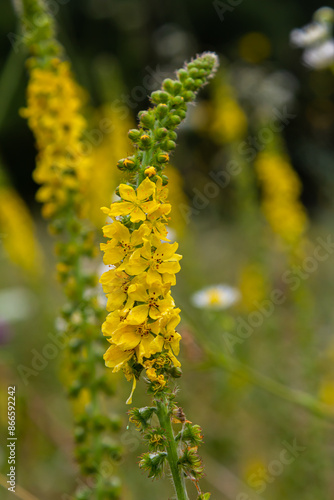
<box><xmin>156</xmin><ymin>395</ymin><xmax>189</xmax><ymax>500</ymax></box>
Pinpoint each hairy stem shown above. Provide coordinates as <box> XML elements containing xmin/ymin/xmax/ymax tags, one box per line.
<box><xmin>156</xmin><ymin>395</ymin><xmax>189</xmax><ymax>500</ymax></box>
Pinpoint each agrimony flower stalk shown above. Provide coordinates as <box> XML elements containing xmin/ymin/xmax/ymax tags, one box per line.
<box><xmin>18</xmin><ymin>1</ymin><xmax>122</xmax><ymax>498</ymax></box>
<box><xmin>100</xmin><ymin>52</ymin><xmax>218</xmax><ymax>500</ymax></box>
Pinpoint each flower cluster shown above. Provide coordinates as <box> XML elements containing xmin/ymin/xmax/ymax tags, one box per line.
<box><xmin>19</xmin><ymin>1</ymin><xmax>123</xmax><ymax>498</ymax></box>
<box><xmin>100</xmin><ymin>53</ymin><xmax>218</xmax><ymax>402</ymax></box>
<box><xmin>255</xmin><ymin>151</ymin><xmax>308</xmax><ymax>254</ymax></box>
<box><xmin>101</xmin><ymin>176</ymin><xmax>182</xmax><ymax>397</ymax></box>
<box><xmin>21</xmin><ymin>59</ymin><xmax>91</xmax><ymax>219</ymax></box>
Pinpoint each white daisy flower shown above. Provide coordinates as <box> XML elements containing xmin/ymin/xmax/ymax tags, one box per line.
<box><xmin>191</xmin><ymin>284</ymin><xmax>240</xmax><ymax>310</ymax></box>
<box><xmin>290</xmin><ymin>23</ymin><xmax>328</xmax><ymax>48</ymax></box>
<box><xmin>303</xmin><ymin>39</ymin><xmax>334</xmax><ymax>69</ymax></box>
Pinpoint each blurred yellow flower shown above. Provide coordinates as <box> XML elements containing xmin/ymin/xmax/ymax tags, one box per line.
<box><xmin>255</xmin><ymin>152</ymin><xmax>308</xmax><ymax>254</ymax></box>
<box><xmin>21</xmin><ymin>59</ymin><xmax>91</xmax><ymax>218</ymax></box>
<box><xmin>0</xmin><ymin>186</ymin><xmax>43</xmax><ymax>276</ymax></box>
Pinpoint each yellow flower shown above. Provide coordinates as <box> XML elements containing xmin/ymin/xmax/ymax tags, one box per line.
<box><xmin>123</xmin><ymin>239</ymin><xmax>182</xmax><ymax>285</ymax></box>
<box><xmin>126</xmin><ymin>281</ymin><xmax>174</xmax><ymax>324</ymax></box>
<box><xmin>102</xmin><ymin>178</ymin><xmax>159</xmax><ymax>222</ymax></box>
<box><xmin>111</xmin><ymin>321</ymin><xmax>157</xmax><ymax>364</ymax></box>
<box><xmin>142</xmin><ymin>205</ymin><xmax>171</xmax><ymax>242</ymax></box>
<box><xmin>100</xmin><ymin>270</ymin><xmax>134</xmax><ymax>312</ymax></box>
<box><xmin>102</xmin><ymin>305</ymin><xmax>133</xmax><ymax>337</ymax></box>
<box><xmin>151</xmin><ymin>310</ymin><xmax>182</xmax><ymax>367</ymax></box>
<box><xmin>103</xmin><ymin>343</ymin><xmax>134</xmax><ymax>371</ymax></box>
<box><xmin>101</xmin><ymin>221</ymin><xmax>150</xmax><ymax>265</ymax></box>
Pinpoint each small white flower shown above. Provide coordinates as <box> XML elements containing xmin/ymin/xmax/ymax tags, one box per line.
<box><xmin>290</xmin><ymin>23</ymin><xmax>328</xmax><ymax>48</ymax></box>
<box><xmin>303</xmin><ymin>39</ymin><xmax>334</xmax><ymax>69</ymax></box>
<box><xmin>191</xmin><ymin>284</ymin><xmax>240</xmax><ymax>310</ymax></box>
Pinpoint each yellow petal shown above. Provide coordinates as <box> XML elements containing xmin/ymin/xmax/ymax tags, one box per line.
<box><xmin>108</xmin><ymin>201</ymin><xmax>134</xmax><ymax>217</ymax></box>
<box><xmin>104</xmin><ymin>344</ymin><xmax>133</xmax><ymax>371</ymax></box>
<box><xmin>126</xmin><ymin>304</ymin><xmax>149</xmax><ymax>324</ymax></box>
<box><xmin>126</xmin><ymin>376</ymin><xmax>137</xmax><ymax>405</ymax></box>
<box><xmin>119</xmin><ymin>184</ymin><xmax>137</xmax><ymax>202</ymax></box>
<box><xmin>137</xmin><ymin>177</ymin><xmax>156</xmax><ymax>200</ymax></box>
<box><xmin>130</xmin><ymin>206</ymin><xmax>146</xmax><ymax>222</ymax></box>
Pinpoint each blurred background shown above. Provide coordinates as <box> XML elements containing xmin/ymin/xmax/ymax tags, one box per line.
<box><xmin>1</xmin><ymin>0</ymin><xmax>334</xmax><ymax>499</ymax></box>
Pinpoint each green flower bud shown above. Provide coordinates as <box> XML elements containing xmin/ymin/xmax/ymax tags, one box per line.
<box><xmin>139</xmin><ymin>134</ymin><xmax>152</xmax><ymax>149</ymax></box>
<box><xmin>184</xmin><ymin>77</ymin><xmax>195</xmax><ymax>90</ymax></box>
<box><xmin>168</xmin><ymin>131</ymin><xmax>177</xmax><ymax>140</ymax></box>
<box><xmin>177</xmin><ymin>68</ymin><xmax>188</xmax><ymax>82</ymax></box>
<box><xmin>161</xmin><ymin>175</ymin><xmax>169</xmax><ymax>185</ymax></box>
<box><xmin>174</xmin><ymin>109</ymin><xmax>187</xmax><ymax>119</ymax></box>
<box><xmin>171</xmin><ymin>81</ymin><xmax>182</xmax><ymax>94</ymax></box>
<box><xmin>162</xmin><ymin>78</ymin><xmax>174</xmax><ymax>93</ymax></box>
<box><xmin>117</xmin><ymin>157</ymin><xmax>136</xmax><ymax>171</ymax></box>
<box><xmin>151</xmin><ymin>90</ymin><xmax>169</xmax><ymax>104</ymax></box>
<box><xmin>128</xmin><ymin>129</ymin><xmax>141</xmax><ymax>141</ymax></box>
<box><xmin>169</xmin><ymin>115</ymin><xmax>182</xmax><ymax>126</ymax></box>
<box><xmin>165</xmin><ymin>140</ymin><xmax>176</xmax><ymax>150</ymax></box>
<box><xmin>169</xmin><ymin>366</ymin><xmax>182</xmax><ymax>378</ymax></box>
<box><xmin>189</xmin><ymin>67</ymin><xmax>199</xmax><ymax>78</ymax></box>
<box><xmin>156</xmin><ymin>103</ymin><xmax>168</xmax><ymax>119</ymax></box>
<box><xmin>183</xmin><ymin>90</ymin><xmax>196</xmax><ymax>102</ymax></box>
<box><xmin>155</xmin><ymin>127</ymin><xmax>168</xmax><ymax>139</ymax></box>
<box><xmin>157</xmin><ymin>152</ymin><xmax>169</xmax><ymax>163</ymax></box>
<box><xmin>140</xmin><ymin>111</ymin><xmax>155</xmax><ymax>128</ymax></box>
<box><xmin>172</xmin><ymin>95</ymin><xmax>184</xmax><ymax>106</ymax></box>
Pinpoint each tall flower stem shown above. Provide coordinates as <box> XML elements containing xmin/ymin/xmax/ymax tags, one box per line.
<box><xmin>156</xmin><ymin>395</ymin><xmax>189</xmax><ymax>500</ymax></box>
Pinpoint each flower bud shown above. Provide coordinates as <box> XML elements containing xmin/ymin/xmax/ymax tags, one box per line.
<box><xmin>157</xmin><ymin>153</ymin><xmax>169</xmax><ymax>164</ymax></box>
<box><xmin>162</xmin><ymin>78</ymin><xmax>174</xmax><ymax>93</ymax></box>
<box><xmin>184</xmin><ymin>77</ymin><xmax>195</xmax><ymax>90</ymax></box>
<box><xmin>128</xmin><ymin>129</ymin><xmax>141</xmax><ymax>141</ymax></box>
<box><xmin>155</xmin><ymin>127</ymin><xmax>168</xmax><ymax>139</ymax></box>
<box><xmin>140</xmin><ymin>111</ymin><xmax>155</xmax><ymax>129</ymax></box>
<box><xmin>139</xmin><ymin>134</ymin><xmax>152</xmax><ymax>149</ymax></box>
<box><xmin>156</xmin><ymin>103</ymin><xmax>168</xmax><ymax>119</ymax></box>
<box><xmin>183</xmin><ymin>90</ymin><xmax>196</xmax><ymax>102</ymax></box>
<box><xmin>151</xmin><ymin>90</ymin><xmax>169</xmax><ymax>104</ymax></box>
<box><xmin>144</xmin><ymin>166</ymin><xmax>156</xmax><ymax>177</ymax></box>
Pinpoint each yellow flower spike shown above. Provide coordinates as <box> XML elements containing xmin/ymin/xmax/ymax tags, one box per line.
<box><xmin>98</xmin><ymin>51</ymin><xmax>219</xmax><ymax>499</ymax></box>
<box><xmin>144</xmin><ymin>166</ymin><xmax>157</xmax><ymax>177</ymax></box>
